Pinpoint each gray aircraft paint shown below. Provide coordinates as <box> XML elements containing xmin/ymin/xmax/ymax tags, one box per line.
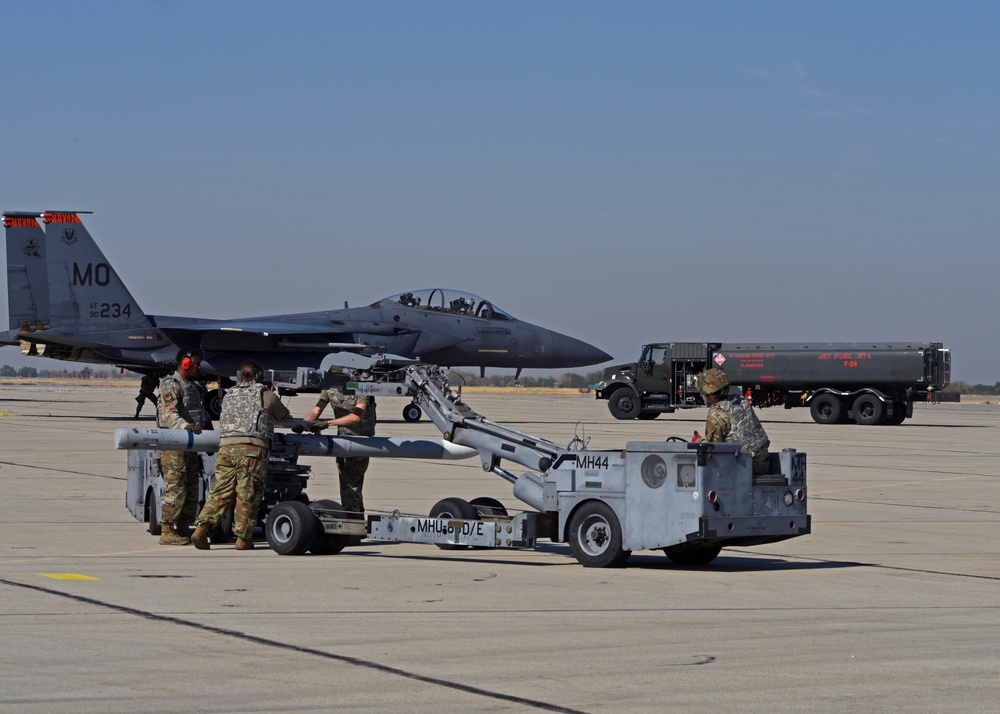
<box><xmin>3</xmin><ymin>211</ymin><xmax>610</xmax><ymax>379</ymax></box>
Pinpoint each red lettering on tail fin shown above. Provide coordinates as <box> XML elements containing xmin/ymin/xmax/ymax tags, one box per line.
<box><xmin>43</xmin><ymin>212</ymin><xmax>82</xmax><ymax>224</ymax></box>
<box><xmin>3</xmin><ymin>216</ymin><xmax>40</xmax><ymax>228</ymax></box>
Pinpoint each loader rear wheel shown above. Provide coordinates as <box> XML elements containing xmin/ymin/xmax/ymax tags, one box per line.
<box><xmin>429</xmin><ymin>497</ymin><xmax>477</xmax><ymax>550</ymax></box>
<box><xmin>663</xmin><ymin>543</ymin><xmax>722</xmax><ymax>566</ymax></box>
<box><xmin>567</xmin><ymin>501</ymin><xmax>631</xmax><ymax>568</ymax></box>
<box><xmin>469</xmin><ymin>496</ymin><xmax>508</xmax><ymax>518</ymax></box>
<box><xmin>209</xmin><ymin>504</ymin><xmax>235</xmax><ymax>544</ymax></box>
<box><xmin>608</xmin><ymin>388</ymin><xmax>641</xmax><ymax>420</ymax></box>
<box><xmin>147</xmin><ymin>490</ymin><xmax>161</xmax><ymax>536</ymax></box>
<box><xmin>810</xmin><ymin>394</ymin><xmax>843</xmax><ymax>425</ymax></box>
<box><xmin>308</xmin><ymin>499</ymin><xmax>351</xmax><ymax>555</ymax></box>
<box><xmin>265</xmin><ymin>501</ymin><xmax>317</xmax><ymax>555</ymax></box>
<box><xmin>852</xmin><ymin>394</ymin><xmax>885</xmax><ymax>426</ymax></box>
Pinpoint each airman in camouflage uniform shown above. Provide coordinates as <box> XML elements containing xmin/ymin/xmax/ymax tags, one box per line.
<box><xmin>134</xmin><ymin>373</ymin><xmax>159</xmax><ymax>418</ymax></box>
<box><xmin>156</xmin><ymin>348</ymin><xmax>211</xmax><ymax>545</ymax></box>
<box><xmin>191</xmin><ymin>360</ymin><xmax>291</xmax><ymax>551</ymax></box>
<box><xmin>305</xmin><ymin>369</ymin><xmax>376</xmax><ymax>519</ymax></box>
<box><xmin>696</xmin><ymin>368</ymin><xmax>771</xmax><ymax>475</ymax></box>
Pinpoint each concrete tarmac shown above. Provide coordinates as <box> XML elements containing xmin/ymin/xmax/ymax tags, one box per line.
<box><xmin>1</xmin><ymin>383</ymin><xmax>998</xmax><ymax>713</ymax></box>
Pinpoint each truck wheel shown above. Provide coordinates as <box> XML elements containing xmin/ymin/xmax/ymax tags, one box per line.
<box><xmin>147</xmin><ymin>489</ymin><xmax>161</xmax><ymax>536</ymax></box>
<box><xmin>430</xmin><ymin>497</ymin><xmax>477</xmax><ymax>550</ymax></box>
<box><xmin>567</xmin><ymin>501</ymin><xmax>631</xmax><ymax>568</ymax></box>
<box><xmin>663</xmin><ymin>543</ymin><xmax>722</xmax><ymax>566</ymax></box>
<box><xmin>852</xmin><ymin>394</ymin><xmax>885</xmax><ymax>425</ymax></box>
<box><xmin>308</xmin><ymin>499</ymin><xmax>351</xmax><ymax>555</ymax></box>
<box><xmin>886</xmin><ymin>401</ymin><xmax>907</xmax><ymax>425</ymax></box>
<box><xmin>265</xmin><ymin>501</ymin><xmax>317</xmax><ymax>555</ymax></box>
<box><xmin>205</xmin><ymin>389</ymin><xmax>222</xmax><ymax>421</ymax></box>
<box><xmin>469</xmin><ymin>496</ymin><xmax>508</xmax><ymax>518</ymax></box>
<box><xmin>402</xmin><ymin>403</ymin><xmax>422</xmax><ymax>422</ymax></box>
<box><xmin>608</xmin><ymin>388</ymin><xmax>641</xmax><ymax>420</ymax></box>
<box><xmin>637</xmin><ymin>411</ymin><xmax>660</xmax><ymax>420</ymax></box>
<box><xmin>810</xmin><ymin>394</ymin><xmax>843</xmax><ymax>425</ymax></box>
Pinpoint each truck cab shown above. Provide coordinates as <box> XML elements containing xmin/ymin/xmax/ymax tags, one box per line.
<box><xmin>596</xmin><ymin>343</ymin><xmax>716</xmax><ymax>419</ymax></box>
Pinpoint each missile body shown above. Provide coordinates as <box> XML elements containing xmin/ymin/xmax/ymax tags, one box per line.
<box><xmin>114</xmin><ymin>428</ymin><xmax>477</xmax><ymax>461</ymax></box>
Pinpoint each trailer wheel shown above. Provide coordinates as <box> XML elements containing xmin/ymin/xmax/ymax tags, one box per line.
<box><xmin>308</xmin><ymin>499</ymin><xmax>351</xmax><ymax>555</ymax></box>
<box><xmin>852</xmin><ymin>394</ymin><xmax>885</xmax><ymax>425</ymax></box>
<box><xmin>663</xmin><ymin>543</ymin><xmax>722</xmax><ymax>566</ymax></box>
<box><xmin>608</xmin><ymin>388</ymin><xmax>641</xmax><ymax>420</ymax></box>
<box><xmin>810</xmin><ymin>394</ymin><xmax>843</xmax><ymax>425</ymax></box>
<box><xmin>567</xmin><ymin>501</ymin><xmax>631</xmax><ymax>568</ymax></box>
<box><xmin>637</xmin><ymin>411</ymin><xmax>660</xmax><ymax>420</ymax></box>
<box><xmin>147</xmin><ymin>489</ymin><xmax>161</xmax><ymax>536</ymax></box>
<box><xmin>470</xmin><ymin>496</ymin><xmax>508</xmax><ymax>518</ymax></box>
<box><xmin>265</xmin><ymin>501</ymin><xmax>317</xmax><ymax>555</ymax></box>
<box><xmin>402</xmin><ymin>403</ymin><xmax>422</xmax><ymax>423</ymax></box>
<box><xmin>429</xmin><ymin>497</ymin><xmax>477</xmax><ymax>550</ymax></box>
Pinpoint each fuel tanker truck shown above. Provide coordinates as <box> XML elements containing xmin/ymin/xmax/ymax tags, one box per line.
<box><xmin>595</xmin><ymin>342</ymin><xmax>951</xmax><ymax>425</ymax></box>
<box><xmin>116</xmin><ymin>358</ymin><xmax>810</xmax><ymax>567</ymax></box>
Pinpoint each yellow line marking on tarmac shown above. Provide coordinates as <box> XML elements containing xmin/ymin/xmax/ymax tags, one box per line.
<box><xmin>37</xmin><ymin>573</ymin><xmax>100</xmax><ymax>581</ymax></box>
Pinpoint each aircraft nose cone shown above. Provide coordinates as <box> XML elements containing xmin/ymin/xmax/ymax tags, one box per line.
<box><xmin>549</xmin><ymin>332</ymin><xmax>612</xmax><ymax>367</ymax></box>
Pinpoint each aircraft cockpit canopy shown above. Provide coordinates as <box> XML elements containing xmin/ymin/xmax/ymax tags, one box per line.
<box><xmin>377</xmin><ymin>289</ymin><xmax>514</xmax><ymax>321</ymax></box>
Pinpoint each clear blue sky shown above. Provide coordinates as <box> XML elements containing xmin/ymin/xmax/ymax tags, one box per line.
<box><xmin>2</xmin><ymin>1</ymin><xmax>997</xmax><ymax>383</ymax></box>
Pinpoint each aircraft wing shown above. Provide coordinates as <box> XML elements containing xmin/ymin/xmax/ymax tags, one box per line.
<box><xmin>159</xmin><ymin>320</ymin><xmax>349</xmax><ymax>337</ymax></box>
<box><xmin>153</xmin><ymin>317</ymin><xmax>419</xmax><ymax>338</ymax></box>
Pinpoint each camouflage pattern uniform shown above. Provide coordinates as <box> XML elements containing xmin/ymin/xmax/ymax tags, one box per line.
<box><xmin>157</xmin><ymin>373</ymin><xmax>209</xmax><ymax>526</ymax></box>
<box><xmin>705</xmin><ymin>396</ymin><xmax>771</xmax><ymax>475</ymax></box>
<box><xmin>134</xmin><ymin>373</ymin><xmax>159</xmax><ymax>417</ymax></box>
<box><xmin>318</xmin><ymin>387</ymin><xmax>375</xmax><ymax>517</ymax></box>
<box><xmin>195</xmin><ymin>383</ymin><xmax>290</xmax><ymax>540</ymax></box>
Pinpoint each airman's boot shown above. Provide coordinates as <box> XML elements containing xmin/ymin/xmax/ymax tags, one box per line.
<box><xmin>159</xmin><ymin>523</ymin><xmax>191</xmax><ymax>546</ymax></box>
<box><xmin>191</xmin><ymin>525</ymin><xmax>211</xmax><ymax>550</ymax></box>
<box><xmin>174</xmin><ymin>520</ymin><xmax>192</xmax><ymax>539</ymax></box>
<box><xmin>235</xmin><ymin>537</ymin><xmax>255</xmax><ymax>550</ymax></box>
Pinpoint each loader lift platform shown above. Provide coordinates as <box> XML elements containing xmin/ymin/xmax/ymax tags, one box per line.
<box><xmin>262</xmin><ymin>362</ymin><xmax>810</xmax><ymax>567</ymax></box>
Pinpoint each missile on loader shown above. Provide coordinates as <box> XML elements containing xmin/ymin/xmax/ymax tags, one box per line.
<box><xmin>114</xmin><ymin>427</ymin><xmax>478</xmax><ymax>461</ymax></box>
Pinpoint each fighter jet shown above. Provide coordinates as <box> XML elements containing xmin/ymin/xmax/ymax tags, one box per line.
<box><xmin>4</xmin><ymin>211</ymin><xmax>611</xmax><ymax>415</ymax></box>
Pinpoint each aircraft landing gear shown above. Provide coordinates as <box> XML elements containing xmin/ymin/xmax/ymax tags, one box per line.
<box><xmin>402</xmin><ymin>403</ymin><xmax>422</xmax><ymax>423</ymax></box>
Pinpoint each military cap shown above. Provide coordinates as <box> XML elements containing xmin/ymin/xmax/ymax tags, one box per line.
<box><xmin>696</xmin><ymin>368</ymin><xmax>729</xmax><ymax>395</ymax></box>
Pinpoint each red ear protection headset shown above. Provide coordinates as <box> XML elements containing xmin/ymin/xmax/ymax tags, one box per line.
<box><xmin>179</xmin><ymin>350</ymin><xmax>198</xmax><ymax>371</ymax></box>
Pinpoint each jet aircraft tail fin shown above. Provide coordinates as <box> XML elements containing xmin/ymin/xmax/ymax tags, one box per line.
<box><xmin>41</xmin><ymin>211</ymin><xmax>153</xmax><ymax>333</ymax></box>
<box><xmin>5</xmin><ymin>212</ymin><xmax>51</xmax><ymax>333</ymax></box>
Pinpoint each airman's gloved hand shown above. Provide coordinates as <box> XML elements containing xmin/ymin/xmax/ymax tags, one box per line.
<box><xmin>291</xmin><ymin>425</ymin><xmax>305</xmax><ymax>434</ymax></box>
<box><xmin>310</xmin><ymin>421</ymin><xmax>330</xmax><ymax>432</ymax></box>
<box><xmin>185</xmin><ymin>422</ymin><xmax>202</xmax><ymax>434</ymax></box>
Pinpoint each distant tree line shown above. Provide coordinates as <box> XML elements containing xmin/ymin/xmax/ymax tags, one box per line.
<box><xmin>942</xmin><ymin>381</ymin><xmax>1000</xmax><ymax>396</ymax></box>
<box><xmin>0</xmin><ymin>365</ymin><xmax>133</xmax><ymax>380</ymax></box>
<box><xmin>0</xmin><ymin>364</ymin><xmax>605</xmax><ymax>386</ymax></box>
<box><xmin>5</xmin><ymin>364</ymin><xmax>996</xmax><ymax>394</ymax></box>
<box><xmin>450</xmin><ymin>369</ymin><xmax>606</xmax><ymax>389</ymax></box>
